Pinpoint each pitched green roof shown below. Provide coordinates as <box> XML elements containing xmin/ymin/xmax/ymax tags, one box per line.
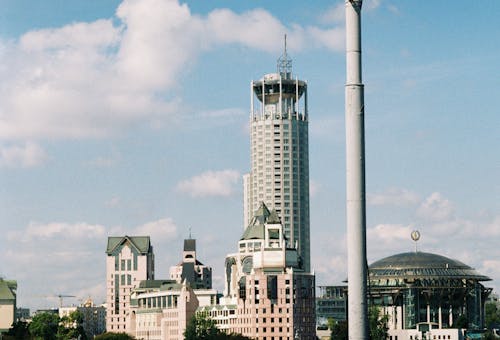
<box><xmin>0</xmin><ymin>279</ymin><xmax>16</xmax><ymax>300</ymax></box>
<box><xmin>241</xmin><ymin>202</ymin><xmax>282</xmax><ymax>240</ymax></box>
<box><xmin>106</xmin><ymin>236</ymin><xmax>151</xmax><ymax>254</ymax></box>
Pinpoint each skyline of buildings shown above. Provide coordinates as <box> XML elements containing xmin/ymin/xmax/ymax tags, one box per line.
<box><xmin>1</xmin><ymin>0</ymin><xmax>499</xmax><ymax>313</ymax></box>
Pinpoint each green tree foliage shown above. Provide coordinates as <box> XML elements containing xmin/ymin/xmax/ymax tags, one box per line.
<box><xmin>94</xmin><ymin>332</ymin><xmax>136</xmax><ymax>340</ymax></box>
<box><xmin>330</xmin><ymin>320</ymin><xmax>348</xmax><ymax>340</ymax></box>
<box><xmin>483</xmin><ymin>330</ymin><xmax>496</xmax><ymax>340</ymax></box>
<box><xmin>28</xmin><ymin>312</ymin><xmax>60</xmax><ymax>340</ymax></box>
<box><xmin>452</xmin><ymin>314</ymin><xmax>469</xmax><ymax>329</ymax></box>
<box><xmin>24</xmin><ymin>311</ymin><xmax>89</xmax><ymax>340</ymax></box>
<box><xmin>184</xmin><ymin>313</ymin><xmax>252</xmax><ymax>340</ymax></box>
<box><xmin>485</xmin><ymin>302</ymin><xmax>500</xmax><ymax>329</ymax></box>
<box><xmin>58</xmin><ymin>310</ymin><xmax>87</xmax><ymax>340</ymax></box>
<box><xmin>184</xmin><ymin>313</ymin><xmax>220</xmax><ymax>339</ymax></box>
<box><xmin>331</xmin><ymin>308</ymin><xmax>388</xmax><ymax>340</ymax></box>
<box><xmin>6</xmin><ymin>320</ymin><xmax>31</xmax><ymax>339</ymax></box>
<box><xmin>369</xmin><ymin>306</ymin><xmax>389</xmax><ymax>340</ymax></box>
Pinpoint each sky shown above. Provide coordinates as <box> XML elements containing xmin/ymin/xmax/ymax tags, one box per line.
<box><xmin>0</xmin><ymin>0</ymin><xmax>498</xmax><ymax>311</ymax></box>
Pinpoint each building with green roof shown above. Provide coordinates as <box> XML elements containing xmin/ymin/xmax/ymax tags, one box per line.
<box><xmin>105</xmin><ymin>235</ymin><xmax>154</xmax><ymax>334</ymax></box>
<box><xmin>0</xmin><ymin>278</ymin><xmax>17</xmax><ymax>333</ymax></box>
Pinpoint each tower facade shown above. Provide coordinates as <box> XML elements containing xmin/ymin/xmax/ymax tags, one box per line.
<box><xmin>244</xmin><ymin>43</ymin><xmax>310</xmax><ymax>271</ymax></box>
<box><xmin>105</xmin><ymin>236</ymin><xmax>154</xmax><ymax>333</ymax></box>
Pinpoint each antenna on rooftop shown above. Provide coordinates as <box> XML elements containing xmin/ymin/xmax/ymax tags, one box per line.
<box><xmin>277</xmin><ymin>34</ymin><xmax>292</xmax><ymax>78</ymax></box>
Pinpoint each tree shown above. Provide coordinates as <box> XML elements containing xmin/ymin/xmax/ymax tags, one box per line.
<box><xmin>29</xmin><ymin>312</ymin><xmax>60</xmax><ymax>340</ymax></box>
<box><xmin>6</xmin><ymin>320</ymin><xmax>31</xmax><ymax>339</ymax></box>
<box><xmin>328</xmin><ymin>308</ymin><xmax>388</xmax><ymax>340</ymax></box>
<box><xmin>184</xmin><ymin>313</ymin><xmax>220</xmax><ymax>339</ymax></box>
<box><xmin>452</xmin><ymin>314</ymin><xmax>469</xmax><ymax>329</ymax></box>
<box><xmin>368</xmin><ymin>306</ymin><xmax>389</xmax><ymax>340</ymax></box>
<box><xmin>330</xmin><ymin>320</ymin><xmax>348</xmax><ymax>340</ymax></box>
<box><xmin>184</xmin><ymin>313</ymin><xmax>252</xmax><ymax>340</ymax></box>
<box><xmin>58</xmin><ymin>310</ymin><xmax>87</xmax><ymax>340</ymax></box>
<box><xmin>94</xmin><ymin>332</ymin><xmax>135</xmax><ymax>340</ymax></box>
<box><xmin>485</xmin><ymin>302</ymin><xmax>500</xmax><ymax>329</ymax></box>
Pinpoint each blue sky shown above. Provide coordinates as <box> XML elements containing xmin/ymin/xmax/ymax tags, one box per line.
<box><xmin>1</xmin><ymin>0</ymin><xmax>498</xmax><ymax>310</ymax></box>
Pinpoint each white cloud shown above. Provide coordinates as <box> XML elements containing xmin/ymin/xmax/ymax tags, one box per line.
<box><xmin>3</xmin><ymin>216</ymin><xmax>181</xmax><ymax>309</ymax></box>
<box><xmin>86</xmin><ymin>149</ymin><xmax>121</xmax><ymax>168</ymax></box>
<box><xmin>417</xmin><ymin>192</ymin><xmax>454</xmax><ymax>221</ymax></box>
<box><xmin>0</xmin><ymin>141</ymin><xmax>47</xmax><ymax>167</ymax></box>
<box><xmin>134</xmin><ymin>218</ymin><xmax>178</xmax><ymax>242</ymax></box>
<box><xmin>368</xmin><ymin>223</ymin><xmax>414</xmax><ymax>244</ymax></box>
<box><xmin>310</xmin><ymin>179</ymin><xmax>320</xmax><ymax>197</ymax></box>
<box><xmin>365</xmin><ymin>0</ymin><xmax>382</xmax><ymax>11</ymax></box>
<box><xmin>105</xmin><ymin>196</ymin><xmax>121</xmax><ymax>208</ymax></box>
<box><xmin>368</xmin><ymin>187</ymin><xmax>420</xmax><ymax>206</ymax></box>
<box><xmin>206</xmin><ymin>8</ymin><xmax>285</xmax><ymax>53</ymax></box>
<box><xmin>176</xmin><ymin>169</ymin><xmax>240</xmax><ymax>198</ymax></box>
<box><xmin>8</xmin><ymin>221</ymin><xmax>106</xmax><ymax>242</ymax></box>
<box><xmin>0</xmin><ymin>0</ymin><xmax>344</xmax><ymax>142</ymax></box>
<box><xmin>319</xmin><ymin>3</ymin><xmax>345</xmax><ymax>25</ymax></box>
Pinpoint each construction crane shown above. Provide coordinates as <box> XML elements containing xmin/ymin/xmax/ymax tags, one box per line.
<box><xmin>41</xmin><ymin>294</ymin><xmax>77</xmax><ymax>308</ymax></box>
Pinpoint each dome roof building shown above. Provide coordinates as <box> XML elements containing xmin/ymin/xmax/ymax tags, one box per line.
<box><xmin>368</xmin><ymin>250</ymin><xmax>492</xmax><ymax>339</ymax></box>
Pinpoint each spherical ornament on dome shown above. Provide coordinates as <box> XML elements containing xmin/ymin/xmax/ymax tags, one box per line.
<box><xmin>411</xmin><ymin>230</ymin><xmax>421</xmax><ymax>242</ymax></box>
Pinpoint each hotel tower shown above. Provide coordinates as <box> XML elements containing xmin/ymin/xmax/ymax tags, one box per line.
<box><xmin>244</xmin><ymin>39</ymin><xmax>310</xmax><ymax>271</ymax></box>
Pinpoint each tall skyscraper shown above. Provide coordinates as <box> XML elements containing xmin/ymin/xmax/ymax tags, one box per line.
<box><xmin>105</xmin><ymin>236</ymin><xmax>154</xmax><ymax>333</ymax></box>
<box><xmin>244</xmin><ymin>39</ymin><xmax>310</xmax><ymax>271</ymax></box>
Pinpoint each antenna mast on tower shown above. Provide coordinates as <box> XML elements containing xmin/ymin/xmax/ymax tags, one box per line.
<box><xmin>277</xmin><ymin>34</ymin><xmax>292</xmax><ymax>78</ymax></box>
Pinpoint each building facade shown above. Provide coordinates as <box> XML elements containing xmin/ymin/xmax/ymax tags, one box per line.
<box><xmin>222</xmin><ymin>202</ymin><xmax>316</xmax><ymax>339</ymax></box>
<box><xmin>316</xmin><ymin>285</ymin><xmax>347</xmax><ymax>327</ymax></box>
<box><xmin>0</xmin><ymin>278</ymin><xmax>16</xmax><ymax>333</ymax></box>
<box><xmin>169</xmin><ymin>238</ymin><xmax>212</xmax><ymax>290</ymax></box>
<box><xmin>59</xmin><ymin>299</ymin><xmax>106</xmax><ymax>339</ymax></box>
<box><xmin>106</xmin><ymin>236</ymin><xmax>155</xmax><ymax>333</ymax></box>
<box><xmin>368</xmin><ymin>251</ymin><xmax>492</xmax><ymax>340</ymax></box>
<box><xmin>244</xmin><ymin>44</ymin><xmax>311</xmax><ymax>272</ymax></box>
<box><xmin>129</xmin><ymin>280</ymin><xmax>199</xmax><ymax>340</ymax></box>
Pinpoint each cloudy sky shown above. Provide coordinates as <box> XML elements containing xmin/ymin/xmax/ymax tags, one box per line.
<box><xmin>1</xmin><ymin>0</ymin><xmax>498</xmax><ymax>310</ymax></box>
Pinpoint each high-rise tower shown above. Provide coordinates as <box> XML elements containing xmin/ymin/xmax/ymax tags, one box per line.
<box><xmin>244</xmin><ymin>38</ymin><xmax>310</xmax><ymax>271</ymax></box>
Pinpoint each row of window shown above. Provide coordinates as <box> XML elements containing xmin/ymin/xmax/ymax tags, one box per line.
<box><xmin>114</xmin><ymin>255</ymin><xmax>138</xmax><ymax>271</ymax></box>
<box><xmin>137</xmin><ymin>295</ymin><xmax>179</xmax><ymax>309</ymax></box>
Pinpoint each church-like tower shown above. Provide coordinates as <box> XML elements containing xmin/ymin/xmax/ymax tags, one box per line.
<box><xmin>244</xmin><ymin>38</ymin><xmax>310</xmax><ymax>272</ymax></box>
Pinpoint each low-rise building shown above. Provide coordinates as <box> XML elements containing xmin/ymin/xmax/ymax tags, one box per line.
<box><xmin>129</xmin><ymin>280</ymin><xmax>198</xmax><ymax>340</ymax></box>
<box><xmin>16</xmin><ymin>307</ymin><xmax>30</xmax><ymax>321</ymax></box>
<box><xmin>60</xmin><ymin>299</ymin><xmax>106</xmax><ymax>338</ymax></box>
<box><xmin>316</xmin><ymin>285</ymin><xmax>347</xmax><ymax>327</ymax></box>
<box><xmin>0</xmin><ymin>278</ymin><xmax>17</xmax><ymax>333</ymax></box>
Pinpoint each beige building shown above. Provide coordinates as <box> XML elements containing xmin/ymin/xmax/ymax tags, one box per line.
<box><xmin>222</xmin><ymin>203</ymin><xmax>316</xmax><ymax>339</ymax></box>
<box><xmin>0</xmin><ymin>278</ymin><xmax>16</xmax><ymax>333</ymax></box>
<box><xmin>59</xmin><ymin>299</ymin><xmax>106</xmax><ymax>338</ymax></box>
<box><xmin>106</xmin><ymin>236</ymin><xmax>154</xmax><ymax>333</ymax></box>
<box><xmin>129</xmin><ymin>280</ymin><xmax>199</xmax><ymax>340</ymax></box>
<box><xmin>169</xmin><ymin>237</ymin><xmax>212</xmax><ymax>290</ymax></box>
<box><xmin>197</xmin><ymin>304</ymin><xmax>238</xmax><ymax>334</ymax></box>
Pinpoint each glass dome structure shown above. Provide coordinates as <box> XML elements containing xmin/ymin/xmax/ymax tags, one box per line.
<box><xmin>368</xmin><ymin>251</ymin><xmax>492</xmax><ymax>330</ymax></box>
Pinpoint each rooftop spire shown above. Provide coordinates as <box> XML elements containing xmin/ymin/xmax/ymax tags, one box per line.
<box><xmin>277</xmin><ymin>34</ymin><xmax>292</xmax><ymax>78</ymax></box>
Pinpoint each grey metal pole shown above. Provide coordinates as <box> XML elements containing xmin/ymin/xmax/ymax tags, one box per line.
<box><xmin>345</xmin><ymin>0</ymin><xmax>369</xmax><ymax>339</ymax></box>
